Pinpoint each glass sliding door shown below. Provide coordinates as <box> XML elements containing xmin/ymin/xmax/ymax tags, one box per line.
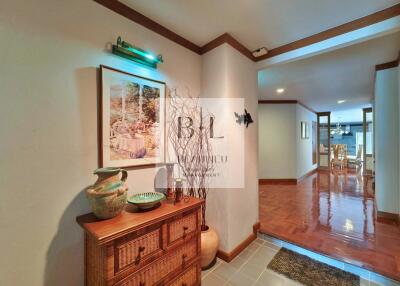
<box><xmin>317</xmin><ymin>112</ymin><xmax>331</xmax><ymax>169</ymax></box>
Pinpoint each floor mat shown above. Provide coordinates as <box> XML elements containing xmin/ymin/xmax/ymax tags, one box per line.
<box><xmin>267</xmin><ymin>248</ymin><xmax>359</xmax><ymax>286</ymax></box>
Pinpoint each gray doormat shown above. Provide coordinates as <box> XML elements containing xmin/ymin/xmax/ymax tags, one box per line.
<box><xmin>267</xmin><ymin>248</ymin><xmax>360</xmax><ymax>286</ymax></box>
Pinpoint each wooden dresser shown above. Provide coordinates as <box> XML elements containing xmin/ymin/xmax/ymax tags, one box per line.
<box><xmin>76</xmin><ymin>198</ymin><xmax>204</xmax><ymax>286</ymax></box>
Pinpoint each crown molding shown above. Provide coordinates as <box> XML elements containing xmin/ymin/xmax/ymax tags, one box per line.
<box><xmin>375</xmin><ymin>60</ymin><xmax>399</xmax><ymax>71</ymax></box>
<box><xmin>298</xmin><ymin>101</ymin><xmax>317</xmax><ymax>114</ymax></box>
<box><xmin>255</xmin><ymin>3</ymin><xmax>400</xmax><ymax>61</ymax></box>
<box><xmin>94</xmin><ymin>0</ymin><xmax>255</xmax><ymax>59</ymax></box>
<box><xmin>93</xmin><ymin>0</ymin><xmax>201</xmax><ymax>54</ymax></box>
<box><xmin>375</xmin><ymin>50</ymin><xmax>400</xmax><ymax>71</ymax></box>
<box><xmin>199</xmin><ymin>33</ymin><xmax>255</xmax><ymax>61</ymax></box>
<box><xmin>258</xmin><ymin>100</ymin><xmax>316</xmax><ymax>114</ymax></box>
<box><xmin>258</xmin><ymin>100</ymin><xmax>298</xmax><ymax>104</ymax></box>
<box><xmin>94</xmin><ymin>1</ymin><xmax>400</xmax><ymax>63</ymax></box>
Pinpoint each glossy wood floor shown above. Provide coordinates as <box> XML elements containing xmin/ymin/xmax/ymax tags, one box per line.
<box><xmin>259</xmin><ymin>169</ymin><xmax>400</xmax><ymax>282</ymax></box>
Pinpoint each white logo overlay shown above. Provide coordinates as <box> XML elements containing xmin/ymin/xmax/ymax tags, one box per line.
<box><xmin>164</xmin><ymin>97</ymin><xmax>245</xmax><ymax>189</ymax></box>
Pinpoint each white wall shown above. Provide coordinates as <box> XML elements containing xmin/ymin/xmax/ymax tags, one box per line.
<box><xmin>258</xmin><ymin>104</ymin><xmax>316</xmax><ymax>180</ymax></box>
<box><xmin>296</xmin><ymin>105</ymin><xmax>318</xmax><ymax>178</ymax></box>
<box><xmin>374</xmin><ymin>67</ymin><xmax>399</xmax><ymax>214</ymax></box>
<box><xmin>0</xmin><ymin>1</ymin><xmax>261</xmax><ymax>284</ymax></box>
<box><xmin>0</xmin><ymin>1</ymin><xmax>201</xmax><ymax>285</ymax></box>
<box><xmin>202</xmin><ymin>44</ymin><xmax>259</xmax><ymax>252</ymax></box>
<box><xmin>258</xmin><ymin>104</ymin><xmax>297</xmax><ymax>179</ymax></box>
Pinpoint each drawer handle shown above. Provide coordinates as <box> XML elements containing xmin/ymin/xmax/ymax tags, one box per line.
<box><xmin>135</xmin><ymin>246</ymin><xmax>146</xmax><ymax>264</ymax></box>
<box><xmin>139</xmin><ymin>282</ymin><xmax>146</xmax><ymax>286</ymax></box>
<box><xmin>182</xmin><ymin>253</ymin><xmax>187</xmax><ymax>265</ymax></box>
<box><xmin>182</xmin><ymin>283</ymin><xmax>187</xmax><ymax>286</ymax></box>
<box><xmin>182</xmin><ymin>226</ymin><xmax>188</xmax><ymax>238</ymax></box>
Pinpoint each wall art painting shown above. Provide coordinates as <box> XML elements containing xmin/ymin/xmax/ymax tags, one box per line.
<box><xmin>301</xmin><ymin>121</ymin><xmax>309</xmax><ymax>139</ymax></box>
<box><xmin>100</xmin><ymin>65</ymin><xmax>165</xmax><ymax>168</ymax></box>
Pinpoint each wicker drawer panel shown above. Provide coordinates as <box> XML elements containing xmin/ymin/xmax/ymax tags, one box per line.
<box><xmin>117</xmin><ymin>238</ymin><xmax>198</xmax><ymax>286</ymax></box>
<box><xmin>116</xmin><ymin>227</ymin><xmax>162</xmax><ymax>272</ymax></box>
<box><xmin>168</xmin><ymin>264</ymin><xmax>198</xmax><ymax>286</ymax></box>
<box><xmin>168</xmin><ymin>212</ymin><xmax>197</xmax><ymax>244</ymax></box>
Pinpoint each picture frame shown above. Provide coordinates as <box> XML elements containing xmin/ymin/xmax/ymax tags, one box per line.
<box><xmin>99</xmin><ymin>65</ymin><xmax>166</xmax><ymax>168</ymax></box>
<box><xmin>301</xmin><ymin>121</ymin><xmax>309</xmax><ymax>139</ymax></box>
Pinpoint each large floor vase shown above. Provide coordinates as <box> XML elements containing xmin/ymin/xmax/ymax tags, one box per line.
<box><xmin>201</xmin><ymin>226</ymin><xmax>219</xmax><ymax>270</ymax></box>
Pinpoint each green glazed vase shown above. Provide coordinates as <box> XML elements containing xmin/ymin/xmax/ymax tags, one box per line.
<box><xmin>86</xmin><ymin>167</ymin><xmax>128</xmax><ymax>219</ymax></box>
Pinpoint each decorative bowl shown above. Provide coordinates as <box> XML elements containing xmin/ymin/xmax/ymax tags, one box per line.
<box><xmin>128</xmin><ymin>192</ymin><xmax>166</xmax><ymax>209</ymax></box>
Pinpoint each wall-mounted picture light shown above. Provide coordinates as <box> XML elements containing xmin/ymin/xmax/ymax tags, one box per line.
<box><xmin>112</xmin><ymin>36</ymin><xmax>164</xmax><ymax>68</ymax></box>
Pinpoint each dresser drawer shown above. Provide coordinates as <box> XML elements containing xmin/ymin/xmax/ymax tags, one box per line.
<box><xmin>116</xmin><ymin>237</ymin><xmax>199</xmax><ymax>286</ymax></box>
<box><xmin>167</xmin><ymin>263</ymin><xmax>199</xmax><ymax>286</ymax></box>
<box><xmin>78</xmin><ymin>198</ymin><xmax>204</xmax><ymax>286</ymax></box>
<box><xmin>167</xmin><ymin>211</ymin><xmax>198</xmax><ymax>246</ymax></box>
<box><xmin>114</xmin><ymin>223</ymin><xmax>163</xmax><ymax>274</ymax></box>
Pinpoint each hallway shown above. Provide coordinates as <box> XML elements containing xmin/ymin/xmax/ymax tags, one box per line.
<box><xmin>259</xmin><ymin>170</ymin><xmax>400</xmax><ymax>281</ymax></box>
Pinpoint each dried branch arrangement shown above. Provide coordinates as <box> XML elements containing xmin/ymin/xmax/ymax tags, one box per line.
<box><xmin>167</xmin><ymin>87</ymin><xmax>215</xmax><ymax>228</ymax></box>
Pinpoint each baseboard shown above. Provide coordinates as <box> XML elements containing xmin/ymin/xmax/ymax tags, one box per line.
<box><xmin>259</xmin><ymin>178</ymin><xmax>297</xmax><ymax>185</ymax></box>
<box><xmin>377</xmin><ymin>211</ymin><xmax>399</xmax><ymax>225</ymax></box>
<box><xmin>297</xmin><ymin>168</ymin><xmax>318</xmax><ymax>183</ymax></box>
<box><xmin>317</xmin><ymin>167</ymin><xmax>330</xmax><ymax>172</ymax></box>
<box><xmin>216</xmin><ymin>222</ymin><xmax>259</xmax><ymax>262</ymax></box>
<box><xmin>253</xmin><ymin>222</ymin><xmax>260</xmax><ymax>234</ymax></box>
<box><xmin>259</xmin><ymin>168</ymin><xmax>317</xmax><ymax>185</ymax></box>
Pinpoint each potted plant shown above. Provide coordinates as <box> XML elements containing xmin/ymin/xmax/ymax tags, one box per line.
<box><xmin>167</xmin><ymin>88</ymin><xmax>219</xmax><ymax>269</ymax></box>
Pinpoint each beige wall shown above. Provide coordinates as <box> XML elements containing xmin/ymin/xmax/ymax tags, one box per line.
<box><xmin>0</xmin><ymin>1</ymin><xmax>261</xmax><ymax>284</ymax></box>
<box><xmin>202</xmin><ymin>44</ymin><xmax>259</xmax><ymax>252</ymax></box>
<box><xmin>296</xmin><ymin>105</ymin><xmax>318</xmax><ymax>178</ymax></box>
<box><xmin>0</xmin><ymin>1</ymin><xmax>201</xmax><ymax>285</ymax></box>
<box><xmin>258</xmin><ymin>103</ymin><xmax>316</xmax><ymax>180</ymax></box>
<box><xmin>375</xmin><ymin>67</ymin><xmax>399</xmax><ymax>214</ymax></box>
<box><xmin>258</xmin><ymin>104</ymin><xmax>297</xmax><ymax>179</ymax></box>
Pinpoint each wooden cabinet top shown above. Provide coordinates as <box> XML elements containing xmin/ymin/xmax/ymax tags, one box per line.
<box><xmin>76</xmin><ymin>197</ymin><xmax>204</xmax><ymax>244</ymax></box>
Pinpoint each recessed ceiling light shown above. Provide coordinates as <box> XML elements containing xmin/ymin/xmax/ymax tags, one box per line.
<box><xmin>276</xmin><ymin>88</ymin><xmax>285</xmax><ymax>94</ymax></box>
<box><xmin>337</xmin><ymin>100</ymin><xmax>346</xmax><ymax>104</ymax></box>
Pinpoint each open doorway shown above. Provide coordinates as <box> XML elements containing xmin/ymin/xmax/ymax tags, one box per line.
<box><xmin>317</xmin><ymin>108</ymin><xmax>374</xmax><ymax>176</ymax></box>
<box><xmin>258</xmin><ymin>29</ymin><xmax>399</xmax><ymax>281</ymax></box>
<box><xmin>363</xmin><ymin>108</ymin><xmax>374</xmax><ymax>175</ymax></box>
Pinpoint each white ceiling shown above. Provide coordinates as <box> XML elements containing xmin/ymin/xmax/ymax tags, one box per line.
<box><xmin>330</xmin><ymin>109</ymin><xmax>363</xmax><ymax>123</ymax></box>
<box><xmin>258</xmin><ymin>32</ymin><xmax>400</xmax><ymax>112</ymax></box>
<box><xmin>121</xmin><ymin>0</ymin><xmax>399</xmax><ymax>51</ymax></box>
<box><xmin>118</xmin><ymin>1</ymin><xmax>400</xmax><ymax>113</ymax></box>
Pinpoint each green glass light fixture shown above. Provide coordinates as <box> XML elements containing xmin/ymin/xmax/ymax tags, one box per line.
<box><xmin>112</xmin><ymin>36</ymin><xmax>164</xmax><ymax>68</ymax></box>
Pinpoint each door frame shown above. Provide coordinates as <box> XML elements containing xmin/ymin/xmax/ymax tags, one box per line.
<box><xmin>363</xmin><ymin>107</ymin><xmax>373</xmax><ymax>175</ymax></box>
<box><xmin>317</xmin><ymin>112</ymin><xmax>331</xmax><ymax>170</ymax></box>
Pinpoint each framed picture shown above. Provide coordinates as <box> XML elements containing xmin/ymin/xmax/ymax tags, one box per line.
<box><xmin>301</xmin><ymin>121</ymin><xmax>309</xmax><ymax>139</ymax></box>
<box><xmin>99</xmin><ymin>65</ymin><xmax>166</xmax><ymax>168</ymax></box>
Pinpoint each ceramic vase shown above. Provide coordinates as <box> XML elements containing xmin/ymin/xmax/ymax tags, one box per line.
<box><xmin>201</xmin><ymin>226</ymin><xmax>219</xmax><ymax>269</ymax></box>
<box><xmin>86</xmin><ymin>167</ymin><xmax>128</xmax><ymax>219</ymax></box>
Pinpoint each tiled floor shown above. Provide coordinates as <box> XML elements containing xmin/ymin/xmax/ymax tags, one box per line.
<box><xmin>201</xmin><ymin>235</ymin><xmax>400</xmax><ymax>286</ymax></box>
<box><xmin>202</xmin><ymin>237</ymin><xmax>289</xmax><ymax>286</ymax></box>
<box><xmin>259</xmin><ymin>170</ymin><xmax>400</xmax><ymax>281</ymax></box>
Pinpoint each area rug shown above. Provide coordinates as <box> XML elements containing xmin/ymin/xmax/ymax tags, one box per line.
<box><xmin>267</xmin><ymin>248</ymin><xmax>359</xmax><ymax>286</ymax></box>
